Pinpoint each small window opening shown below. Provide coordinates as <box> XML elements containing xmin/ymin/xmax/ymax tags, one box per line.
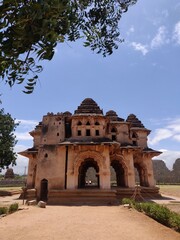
<box><xmin>86</xmin><ymin>129</ymin><xmax>91</xmax><ymax>136</ymax></box>
<box><xmin>77</xmin><ymin>121</ymin><xmax>82</xmax><ymax>126</ymax></box>
<box><xmin>95</xmin><ymin>121</ymin><xmax>100</xmax><ymax>125</ymax></box>
<box><xmin>133</xmin><ymin>141</ymin><xmax>137</xmax><ymax>146</ymax></box>
<box><xmin>45</xmin><ymin>153</ymin><xmax>48</xmax><ymax>158</ymax></box>
<box><xmin>86</xmin><ymin>121</ymin><xmax>90</xmax><ymax>125</ymax></box>
<box><xmin>57</xmin><ymin>133</ymin><xmax>59</xmax><ymax>136</ymax></box>
<box><xmin>112</xmin><ymin>135</ymin><xmax>116</xmax><ymax>141</ymax></box>
<box><xmin>132</xmin><ymin>132</ymin><xmax>137</xmax><ymax>138</ymax></box>
<box><xmin>78</xmin><ymin>130</ymin><xmax>81</xmax><ymax>136</ymax></box>
<box><xmin>95</xmin><ymin>130</ymin><xmax>100</xmax><ymax>136</ymax></box>
<box><xmin>111</xmin><ymin>128</ymin><xmax>116</xmax><ymax>133</ymax></box>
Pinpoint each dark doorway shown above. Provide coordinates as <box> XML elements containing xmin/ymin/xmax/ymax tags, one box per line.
<box><xmin>134</xmin><ymin>163</ymin><xmax>149</xmax><ymax>187</ymax></box>
<box><xmin>40</xmin><ymin>179</ymin><xmax>48</xmax><ymax>201</ymax></box>
<box><xmin>111</xmin><ymin>160</ymin><xmax>126</xmax><ymax>187</ymax></box>
<box><xmin>78</xmin><ymin>158</ymin><xmax>100</xmax><ymax>188</ymax></box>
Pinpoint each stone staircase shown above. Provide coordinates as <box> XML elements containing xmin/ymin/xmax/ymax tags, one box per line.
<box><xmin>48</xmin><ymin>189</ymin><xmax>118</xmax><ymax>205</ymax></box>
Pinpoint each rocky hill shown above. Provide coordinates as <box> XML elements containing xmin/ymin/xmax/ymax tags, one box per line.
<box><xmin>153</xmin><ymin>158</ymin><xmax>180</xmax><ymax>184</ymax></box>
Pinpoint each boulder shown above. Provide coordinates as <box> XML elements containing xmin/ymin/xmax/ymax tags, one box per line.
<box><xmin>27</xmin><ymin>200</ymin><xmax>37</xmax><ymax>206</ymax></box>
<box><xmin>38</xmin><ymin>201</ymin><xmax>46</xmax><ymax>208</ymax></box>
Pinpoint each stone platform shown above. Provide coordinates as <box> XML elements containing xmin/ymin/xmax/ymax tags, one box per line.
<box><xmin>47</xmin><ymin>187</ymin><xmax>161</xmax><ymax>205</ymax></box>
<box><xmin>48</xmin><ymin>189</ymin><xmax>118</xmax><ymax>205</ymax></box>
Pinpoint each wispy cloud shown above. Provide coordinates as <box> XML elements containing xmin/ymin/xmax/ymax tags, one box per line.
<box><xmin>151</xmin><ymin>26</ymin><xmax>168</xmax><ymax>48</ymax></box>
<box><xmin>16</xmin><ymin>119</ymin><xmax>38</xmax><ymax>125</ymax></box>
<box><xmin>15</xmin><ymin>119</ymin><xmax>38</xmax><ymax>141</ymax></box>
<box><xmin>149</xmin><ymin>117</ymin><xmax>180</xmax><ymax>145</ymax></box>
<box><xmin>15</xmin><ymin>132</ymin><xmax>33</xmax><ymax>141</ymax></box>
<box><xmin>130</xmin><ymin>42</ymin><xmax>149</xmax><ymax>55</ymax></box>
<box><xmin>149</xmin><ymin>129</ymin><xmax>173</xmax><ymax>145</ymax></box>
<box><xmin>172</xmin><ymin>21</ymin><xmax>180</xmax><ymax>45</ymax></box>
<box><xmin>126</xmin><ymin>26</ymin><xmax>135</xmax><ymax>36</ymax></box>
<box><xmin>129</xmin><ymin>20</ymin><xmax>180</xmax><ymax>55</ymax></box>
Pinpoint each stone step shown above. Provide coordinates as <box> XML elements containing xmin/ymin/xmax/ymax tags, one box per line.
<box><xmin>48</xmin><ymin>189</ymin><xmax>118</xmax><ymax>205</ymax></box>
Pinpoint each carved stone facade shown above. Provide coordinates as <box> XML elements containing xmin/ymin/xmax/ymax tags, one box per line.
<box><xmin>20</xmin><ymin>98</ymin><xmax>161</xmax><ymax>204</ymax></box>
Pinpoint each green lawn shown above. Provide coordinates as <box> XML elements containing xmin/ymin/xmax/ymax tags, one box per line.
<box><xmin>0</xmin><ymin>186</ymin><xmax>22</xmax><ymax>191</ymax></box>
<box><xmin>159</xmin><ymin>185</ymin><xmax>180</xmax><ymax>198</ymax></box>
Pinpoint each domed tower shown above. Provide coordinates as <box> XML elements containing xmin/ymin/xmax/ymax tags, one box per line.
<box><xmin>126</xmin><ymin>114</ymin><xmax>150</xmax><ymax>148</ymax></box>
<box><xmin>71</xmin><ymin>98</ymin><xmax>107</xmax><ymax>139</ymax></box>
<box><xmin>74</xmin><ymin>98</ymin><xmax>103</xmax><ymax>115</ymax></box>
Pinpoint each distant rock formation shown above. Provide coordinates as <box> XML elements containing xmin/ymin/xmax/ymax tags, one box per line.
<box><xmin>153</xmin><ymin>160</ymin><xmax>171</xmax><ymax>183</ymax></box>
<box><xmin>171</xmin><ymin>158</ymin><xmax>180</xmax><ymax>183</ymax></box>
<box><xmin>153</xmin><ymin>159</ymin><xmax>180</xmax><ymax>184</ymax></box>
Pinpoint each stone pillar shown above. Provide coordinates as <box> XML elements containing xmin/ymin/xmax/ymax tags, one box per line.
<box><xmin>145</xmin><ymin>156</ymin><xmax>156</xmax><ymax>187</ymax></box>
<box><xmin>26</xmin><ymin>156</ymin><xmax>36</xmax><ymax>188</ymax></box>
<box><xmin>66</xmin><ymin>147</ymin><xmax>76</xmax><ymax>189</ymax></box>
<box><xmin>123</xmin><ymin>150</ymin><xmax>136</xmax><ymax>188</ymax></box>
<box><xmin>100</xmin><ymin>146</ymin><xmax>111</xmax><ymax>189</ymax></box>
<box><xmin>100</xmin><ymin>171</ymin><xmax>111</xmax><ymax>189</ymax></box>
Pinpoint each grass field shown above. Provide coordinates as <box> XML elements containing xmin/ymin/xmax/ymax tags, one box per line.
<box><xmin>159</xmin><ymin>185</ymin><xmax>180</xmax><ymax>198</ymax></box>
<box><xmin>0</xmin><ymin>186</ymin><xmax>22</xmax><ymax>191</ymax></box>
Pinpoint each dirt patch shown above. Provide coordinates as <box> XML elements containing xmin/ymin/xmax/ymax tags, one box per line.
<box><xmin>0</xmin><ymin>198</ymin><xmax>179</xmax><ymax>240</ymax></box>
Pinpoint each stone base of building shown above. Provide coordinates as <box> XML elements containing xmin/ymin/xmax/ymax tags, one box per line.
<box><xmin>23</xmin><ymin>187</ymin><xmax>161</xmax><ymax>205</ymax></box>
<box><xmin>116</xmin><ymin>186</ymin><xmax>161</xmax><ymax>201</ymax></box>
<box><xmin>48</xmin><ymin>189</ymin><xmax>119</xmax><ymax>205</ymax></box>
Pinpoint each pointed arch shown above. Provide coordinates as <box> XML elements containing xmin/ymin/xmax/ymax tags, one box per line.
<box><xmin>110</xmin><ymin>154</ymin><xmax>128</xmax><ymax>187</ymax></box>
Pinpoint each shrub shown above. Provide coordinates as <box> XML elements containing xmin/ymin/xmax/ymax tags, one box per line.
<box><xmin>133</xmin><ymin>202</ymin><xmax>142</xmax><ymax>212</ymax></box>
<box><xmin>146</xmin><ymin>204</ymin><xmax>171</xmax><ymax>227</ymax></box>
<box><xmin>169</xmin><ymin>212</ymin><xmax>180</xmax><ymax>232</ymax></box>
<box><xmin>121</xmin><ymin>198</ymin><xmax>180</xmax><ymax>233</ymax></box>
<box><xmin>8</xmin><ymin>203</ymin><xmax>19</xmax><ymax>213</ymax></box>
<box><xmin>0</xmin><ymin>206</ymin><xmax>8</xmax><ymax>215</ymax></box>
<box><xmin>121</xmin><ymin>198</ymin><xmax>135</xmax><ymax>206</ymax></box>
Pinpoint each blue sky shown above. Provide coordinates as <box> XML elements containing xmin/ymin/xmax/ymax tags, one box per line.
<box><xmin>1</xmin><ymin>0</ymin><xmax>180</xmax><ymax>174</ymax></box>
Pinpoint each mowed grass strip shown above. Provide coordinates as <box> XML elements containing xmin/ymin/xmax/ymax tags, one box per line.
<box><xmin>159</xmin><ymin>185</ymin><xmax>180</xmax><ymax>198</ymax></box>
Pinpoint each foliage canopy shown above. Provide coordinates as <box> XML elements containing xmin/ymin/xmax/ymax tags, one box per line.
<box><xmin>0</xmin><ymin>106</ymin><xmax>19</xmax><ymax>169</ymax></box>
<box><xmin>0</xmin><ymin>0</ymin><xmax>137</xmax><ymax>93</ymax></box>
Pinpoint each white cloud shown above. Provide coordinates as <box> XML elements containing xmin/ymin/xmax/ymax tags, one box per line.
<box><xmin>16</xmin><ymin>119</ymin><xmax>38</xmax><ymax>126</ymax></box>
<box><xmin>130</xmin><ymin>42</ymin><xmax>149</xmax><ymax>55</ymax></box>
<box><xmin>149</xmin><ymin>128</ymin><xmax>173</xmax><ymax>145</ymax></box>
<box><xmin>151</xmin><ymin>26</ymin><xmax>168</xmax><ymax>49</ymax></box>
<box><xmin>173</xmin><ymin>135</ymin><xmax>180</xmax><ymax>142</ymax></box>
<box><xmin>149</xmin><ymin>117</ymin><xmax>180</xmax><ymax>145</ymax></box>
<box><xmin>14</xmin><ymin>119</ymin><xmax>38</xmax><ymax>141</ymax></box>
<box><xmin>173</xmin><ymin>21</ymin><xmax>180</xmax><ymax>45</ymax></box>
<box><xmin>15</xmin><ymin>132</ymin><xmax>33</xmax><ymax>141</ymax></box>
<box><xmin>126</xmin><ymin>26</ymin><xmax>135</xmax><ymax>35</ymax></box>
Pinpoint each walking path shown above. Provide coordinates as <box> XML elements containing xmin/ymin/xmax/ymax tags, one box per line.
<box><xmin>0</xmin><ymin>194</ymin><xmax>179</xmax><ymax>240</ymax></box>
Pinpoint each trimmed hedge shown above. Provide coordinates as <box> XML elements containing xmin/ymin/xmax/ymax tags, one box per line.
<box><xmin>8</xmin><ymin>203</ymin><xmax>19</xmax><ymax>213</ymax></box>
<box><xmin>0</xmin><ymin>206</ymin><xmax>8</xmax><ymax>215</ymax></box>
<box><xmin>0</xmin><ymin>203</ymin><xmax>19</xmax><ymax>216</ymax></box>
<box><xmin>122</xmin><ymin>198</ymin><xmax>180</xmax><ymax>232</ymax></box>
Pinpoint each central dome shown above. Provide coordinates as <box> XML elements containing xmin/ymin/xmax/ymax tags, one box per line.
<box><xmin>74</xmin><ymin>98</ymin><xmax>103</xmax><ymax>114</ymax></box>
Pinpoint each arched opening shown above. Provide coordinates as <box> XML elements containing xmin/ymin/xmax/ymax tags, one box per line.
<box><xmin>78</xmin><ymin>158</ymin><xmax>99</xmax><ymax>189</ymax></box>
<box><xmin>134</xmin><ymin>163</ymin><xmax>149</xmax><ymax>187</ymax></box>
<box><xmin>40</xmin><ymin>179</ymin><xmax>48</xmax><ymax>201</ymax></box>
<box><xmin>132</xmin><ymin>132</ymin><xmax>138</xmax><ymax>146</ymax></box>
<box><xmin>77</xmin><ymin>121</ymin><xmax>82</xmax><ymax>125</ymax></box>
<box><xmin>111</xmin><ymin>127</ymin><xmax>117</xmax><ymax>141</ymax></box>
<box><xmin>111</xmin><ymin>160</ymin><xmax>126</xmax><ymax>187</ymax></box>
